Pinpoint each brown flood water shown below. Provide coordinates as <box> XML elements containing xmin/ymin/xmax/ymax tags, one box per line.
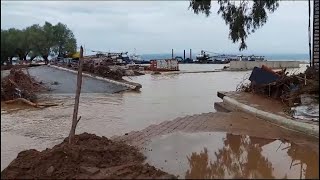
<box><xmin>144</xmin><ymin>132</ymin><xmax>319</xmax><ymax>179</ymax></box>
<box><xmin>1</xmin><ymin>64</ymin><xmax>313</xmax><ymax>173</ymax></box>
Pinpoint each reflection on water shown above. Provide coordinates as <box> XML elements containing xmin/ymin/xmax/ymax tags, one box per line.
<box><xmin>144</xmin><ymin>132</ymin><xmax>319</xmax><ymax>179</ymax></box>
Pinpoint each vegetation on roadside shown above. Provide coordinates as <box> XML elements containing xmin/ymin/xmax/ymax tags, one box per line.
<box><xmin>189</xmin><ymin>0</ymin><xmax>279</xmax><ymax>51</ymax></box>
<box><xmin>1</xmin><ymin>22</ymin><xmax>77</xmax><ymax>65</ymax></box>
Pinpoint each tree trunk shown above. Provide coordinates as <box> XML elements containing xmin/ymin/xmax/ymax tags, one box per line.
<box><xmin>68</xmin><ymin>46</ymin><xmax>84</xmax><ymax>144</ymax></box>
<box><xmin>43</xmin><ymin>55</ymin><xmax>49</xmax><ymax>65</ymax></box>
<box><xmin>8</xmin><ymin>57</ymin><xmax>13</xmax><ymax>65</ymax></box>
<box><xmin>1</xmin><ymin>56</ymin><xmax>8</xmax><ymax>65</ymax></box>
<box><xmin>58</xmin><ymin>44</ymin><xmax>62</xmax><ymax>57</ymax></box>
<box><xmin>30</xmin><ymin>56</ymin><xmax>37</xmax><ymax>61</ymax></box>
<box><xmin>18</xmin><ymin>53</ymin><xmax>24</xmax><ymax>61</ymax></box>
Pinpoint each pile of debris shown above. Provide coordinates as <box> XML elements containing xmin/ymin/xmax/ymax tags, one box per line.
<box><xmin>52</xmin><ymin>57</ymin><xmax>146</xmax><ymax>80</ymax></box>
<box><xmin>1</xmin><ymin>64</ymin><xmax>42</xmax><ymax>71</ymax></box>
<box><xmin>57</xmin><ymin>59</ymin><xmax>125</xmax><ymax>80</ymax></box>
<box><xmin>237</xmin><ymin>65</ymin><xmax>319</xmax><ymax>121</ymax></box>
<box><xmin>238</xmin><ymin>65</ymin><xmax>319</xmax><ymax>105</ymax></box>
<box><xmin>1</xmin><ymin>133</ymin><xmax>176</xmax><ymax>179</ymax></box>
<box><xmin>1</xmin><ymin>68</ymin><xmax>48</xmax><ymax>103</ymax></box>
<box><xmin>92</xmin><ymin>65</ymin><xmax>125</xmax><ymax>80</ymax></box>
<box><xmin>1</xmin><ymin>67</ymin><xmax>49</xmax><ymax>107</ymax></box>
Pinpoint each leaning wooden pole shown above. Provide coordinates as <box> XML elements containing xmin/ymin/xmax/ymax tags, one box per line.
<box><xmin>68</xmin><ymin>46</ymin><xmax>84</xmax><ymax>144</ymax></box>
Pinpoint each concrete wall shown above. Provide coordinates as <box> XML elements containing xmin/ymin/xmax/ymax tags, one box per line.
<box><xmin>229</xmin><ymin>61</ymin><xmax>300</xmax><ymax>70</ymax></box>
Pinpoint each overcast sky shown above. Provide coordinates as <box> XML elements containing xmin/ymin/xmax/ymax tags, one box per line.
<box><xmin>1</xmin><ymin>1</ymin><xmax>311</xmax><ymax>55</ymax></box>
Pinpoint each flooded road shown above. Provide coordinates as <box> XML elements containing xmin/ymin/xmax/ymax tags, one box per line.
<box><xmin>144</xmin><ymin>132</ymin><xmax>319</xmax><ymax>179</ymax></box>
<box><xmin>1</xmin><ymin>64</ymin><xmax>312</xmax><ymax>171</ymax></box>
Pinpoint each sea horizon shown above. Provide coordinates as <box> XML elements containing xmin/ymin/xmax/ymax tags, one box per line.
<box><xmin>140</xmin><ymin>53</ymin><xmax>310</xmax><ymax>62</ymax></box>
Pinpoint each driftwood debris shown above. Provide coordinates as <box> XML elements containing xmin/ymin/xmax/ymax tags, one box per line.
<box><xmin>4</xmin><ymin>98</ymin><xmax>59</xmax><ymax>108</ymax></box>
<box><xmin>237</xmin><ymin>65</ymin><xmax>319</xmax><ymax>107</ymax></box>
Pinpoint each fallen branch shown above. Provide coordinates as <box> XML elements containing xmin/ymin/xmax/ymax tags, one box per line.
<box><xmin>5</xmin><ymin>98</ymin><xmax>60</xmax><ymax>108</ymax></box>
<box><xmin>5</xmin><ymin>98</ymin><xmax>37</xmax><ymax>106</ymax></box>
<box><xmin>76</xmin><ymin>116</ymin><xmax>82</xmax><ymax>126</ymax></box>
<box><xmin>8</xmin><ymin>79</ymin><xmax>20</xmax><ymax>89</ymax></box>
<box><xmin>37</xmin><ymin>103</ymin><xmax>60</xmax><ymax>107</ymax></box>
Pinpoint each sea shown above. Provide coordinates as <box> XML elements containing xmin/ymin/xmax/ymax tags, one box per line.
<box><xmin>140</xmin><ymin>53</ymin><xmax>309</xmax><ymax>62</ymax></box>
<box><xmin>17</xmin><ymin>53</ymin><xmax>309</xmax><ymax>64</ymax></box>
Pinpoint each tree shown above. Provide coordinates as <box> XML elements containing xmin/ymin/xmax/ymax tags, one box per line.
<box><xmin>39</xmin><ymin>22</ymin><xmax>56</xmax><ymax>64</ymax></box>
<box><xmin>1</xmin><ymin>29</ymin><xmax>18</xmax><ymax>65</ymax></box>
<box><xmin>189</xmin><ymin>0</ymin><xmax>279</xmax><ymax>51</ymax></box>
<box><xmin>26</xmin><ymin>24</ymin><xmax>43</xmax><ymax>61</ymax></box>
<box><xmin>24</xmin><ymin>23</ymin><xmax>54</xmax><ymax>63</ymax></box>
<box><xmin>52</xmin><ymin>23</ymin><xmax>77</xmax><ymax>57</ymax></box>
<box><xmin>1</xmin><ymin>21</ymin><xmax>77</xmax><ymax>64</ymax></box>
<box><xmin>15</xmin><ymin>28</ymin><xmax>32</xmax><ymax>61</ymax></box>
<box><xmin>1</xmin><ymin>30</ymin><xmax>11</xmax><ymax>64</ymax></box>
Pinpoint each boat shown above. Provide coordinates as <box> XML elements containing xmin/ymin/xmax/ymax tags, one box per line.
<box><xmin>195</xmin><ymin>50</ymin><xmax>266</xmax><ymax>64</ymax></box>
<box><xmin>174</xmin><ymin>56</ymin><xmax>194</xmax><ymax>64</ymax></box>
<box><xmin>195</xmin><ymin>50</ymin><xmax>214</xmax><ymax>63</ymax></box>
<box><xmin>129</xmin><ymin>50</ymin><xmax>150</xmax><ymax>64</ymax></box>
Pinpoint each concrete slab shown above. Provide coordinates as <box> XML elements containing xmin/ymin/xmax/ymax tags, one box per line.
<box><xmin>26</xmin><ymin>66</ymin><xmax>128</xmax><ymax>94</ymax></box>
<box><xmin>113</xmin><ymin>111</ymin><xmax>318</xmax><ymax>153</ymax></box>
<box><xmin>218</xmin><ymin>91</ymin><xmax>319</xmax><ymax>126</ymax></box>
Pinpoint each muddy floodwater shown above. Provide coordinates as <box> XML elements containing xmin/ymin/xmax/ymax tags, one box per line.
<box><xmin>1</xmin><ymin>64</ymin><xmax>312</xmax><ymax>172</ymax></box>
<box><xmin>144</xmin><ymin>132</ymin><xmax>319</xmax><ymax>179</ymax></box>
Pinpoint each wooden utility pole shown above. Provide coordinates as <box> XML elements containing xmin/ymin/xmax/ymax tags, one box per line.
<box><xmin>68</xmin><ymin>46</ymin><xmax>84</xmax><ymax>144</ymax></box>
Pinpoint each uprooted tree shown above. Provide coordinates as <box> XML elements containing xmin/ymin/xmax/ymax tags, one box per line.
<box><xmin>1</xmin><ymin>22</ymin><xmax>77</xmax><ymax>65</ymax></box>
<box><xmin>189</xmin><ymin>0</ymin><xmax>280</xmax><ymax>51</ymax></box>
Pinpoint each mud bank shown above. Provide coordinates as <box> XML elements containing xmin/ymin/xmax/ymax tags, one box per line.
<box><xmin>1</xmin><ymin>133</ymin><xmax>175</xmax><ymax>179</ymax></box>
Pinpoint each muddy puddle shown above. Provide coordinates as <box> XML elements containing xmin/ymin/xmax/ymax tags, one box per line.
<box><xmin>143</xmin><ymin>132</ymin><xmax>319</xmax><ymax>179</ymax></box>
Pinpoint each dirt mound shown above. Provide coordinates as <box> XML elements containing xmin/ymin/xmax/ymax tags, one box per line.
<box><xmin>1</xmin><ymin>133</ymin><xmax>176</xmax><ymax>179</ymax></box>
<box><xmin>1</xmin><ymin>68</ymin><xmax>47</xmax><ymax>102</ymax></box>
<box><xmin>1</xmin><ymin>64</ymin><xmax>42</xmax><ymax>71</ymax></box>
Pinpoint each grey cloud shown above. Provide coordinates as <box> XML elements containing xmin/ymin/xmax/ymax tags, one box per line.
<box><xmin>1</xmin><ymin>1</ymin><xmax>310</xmax><ymax>54</ymax></box>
